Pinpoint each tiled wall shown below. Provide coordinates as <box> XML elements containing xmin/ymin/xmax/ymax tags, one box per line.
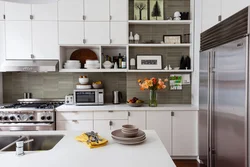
<box><xmin>3</xmin><ymin>72</ymin><xmax>191</xmax><ymax>104</ymax></box>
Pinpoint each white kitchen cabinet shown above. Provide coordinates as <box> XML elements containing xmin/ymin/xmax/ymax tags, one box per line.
<box><xmin>56</xmin><ymin>120</ymin><xmax>93</xmax><ymax>131</ymax></box>
<box><xmin>85</xmin><ymin>22</ymin><xmax>110</xmax><ymax>44</ymax></box>
<box><xmin>0</xmin><ymin>2</ymin><xmax>4</xmax><ymax>21</ymax></box>
<box><xmin>94</xmin><ymin>111</ymin><xmax>128</xmax><ymax>120</ymax></box>
<box><xmin>110</xmin><ymin>0</ymin><xmax>128</xmax><ymax>21</ymax></box>
<box><xmin>172</xmin><ymin>111</ymin><xmax>198</xmax><ymax>156</ymax></box>
<box><xmin>84</xmin><ymin>0</ymin><xmax>109</xmax><ymax>21</ymax></box>
<box><xmin>0</xmin><ymin>21</ymin><xmax>5</xmax><ymax>62</ymax></box>
<box><xmin>58</xmin><ymin>0</ymin><xmax>84</xmax><ymax>21</ymax></box>
<box><xmin>128</xmin><ymin>111</ymin><xmax>146</xmax><ymax>130</ymax></box>
<box><xmin>5</xmin><ymin>21</ymin><xmax>32</xmax><ymax>59</ymax></box>
<box><xmin>5</xmin><ymin>2</ymin><xmax>31</xmax><ymax>20</ymax></box>
<box><xmin>57</xmin><ymin>111</ymin><xmax>93</xmax><ymax>121</ymax></box>
<box><xmin>110</xmin><ymin>22</ymin><xmax>128</xmax><ymax>44</ymax></box>
<box><xmin>147</xmin><ymin>111</ymin><xmax>172</xmax><ymax>154</ymax></box>
<box><xmin>32</xmin><ymin>21</ymin><xmax>59</xmax><ymax>59</ymax></box>
<box><xmin>32</xmin><ymin>2</ymin><xmax>57</xmax><ymax>21</ymax></box>
<box><xmin>201</xmin><ymin>0</ymin><xmax>221</xmax><ymax>32</ymax></box>
<box><xmin>59</xmin><ymin>22</ymin><xmax>84</xmax><ymax>45</ymax></box>
<box><xmin>94</xmin><ymin>120</ymin><xmax>111</xmax><ymax>132</ymax></box>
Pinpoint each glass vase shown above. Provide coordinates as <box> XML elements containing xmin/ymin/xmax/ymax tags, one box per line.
<box><xmin>149</xmin><ymin>89</ymin><xmax>157</xmax><ymax>107</ymax></box>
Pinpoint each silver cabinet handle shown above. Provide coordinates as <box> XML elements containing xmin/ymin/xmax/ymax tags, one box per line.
<box><xmin>31</xmin><ymin>54</ymin><xmax>35</xmax><ymax>59</ymax></box>
<box><xmin>110</xmin><ymin>15</ymin><xmax>112</xmax><ymax>20</ymax></box>
<box><xmin>30</xmin><ymin>15</ymin><xmax>33</xmax><ymax>20</ymax></box>
<box><xmin>109</xmin><ymin>121</ymin><xmax>113</xmax><ymax>126</ymax></box>
<box><xmin>108</xmin><ymin>110</ymin><xmax>113</xmax><ymax>113</ymax></box>
<box><xmin>83</xmin><ymin>15</ymin><xmax>86</xmax><ymax>20</ymax></box>
<box><xmin>72</xmin><ymin>120</ymin><xmax>78</xmax><ymax>123</ymax></box>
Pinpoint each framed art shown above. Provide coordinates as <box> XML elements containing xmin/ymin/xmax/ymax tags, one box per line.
<box><xmin>163</xmin><ymin>35</ymin><xmax>182</xmax><ymax>44</ymax></box>
<box><xmin>149</xmin><ymin>0</ymin><xmax>164</xmax><ymax>20</ymax></box>
<box><xmin>136</xmin><ymin>55</ymin><xmax>162</xmax><ymax>69</ymax></box>
<box><xmin>134</xmin><ymin>0</ymin><xmax>148</xmax><ymax>20</ymax></box>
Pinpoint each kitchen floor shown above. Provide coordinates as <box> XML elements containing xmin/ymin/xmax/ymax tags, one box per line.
<box><xmin>174</xmin><ymin>160</ymin><xmax>206</xmax><ymax>167</ymax></box>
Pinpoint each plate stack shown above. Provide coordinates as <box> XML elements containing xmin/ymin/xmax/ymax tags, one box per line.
<box><xmin>84</xmin><ymin>60</ymin><xmax>100</xmax><ymax>69</ymax></box>
<box><xmin>111</xmin><ymin>125</ymin><xmax>146</xmax><ymax>145</ymax></box>
<box><xmin>64</xmin><ymin>60</ymin><xmax>81</xmax><ymax>69</ymax></box>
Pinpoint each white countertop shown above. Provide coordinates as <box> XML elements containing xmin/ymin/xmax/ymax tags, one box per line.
<box><xmin>0</xmin><ymin>130</ymin><xmax>176</xmax><ymax>167</ymax></box>
<box><xmin>56</xmin><ymin>104</ymin><xmax>198</xmax><ymax>112</ymax></box>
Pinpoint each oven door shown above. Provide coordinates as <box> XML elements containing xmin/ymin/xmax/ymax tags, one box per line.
<box><xmin>0</xmin><ymin>123</ymin><xmax>55</xmax><ymax>131</ymax></box>
<box><xmin>74</xmin><ymin>90</ymin><xmax>98</xmax><ymax>105</ymax></box>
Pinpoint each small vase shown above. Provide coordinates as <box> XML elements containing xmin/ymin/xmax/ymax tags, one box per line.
<box><xmin>149</xmin><ymin>89</ymin><xmax>157</xmax><ymax>107</ymax></box>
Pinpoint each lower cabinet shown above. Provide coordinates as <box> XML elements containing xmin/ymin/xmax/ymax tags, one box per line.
<box><xmin>128</xmin><ymin>111</ymin><xmax>146</xmax><ymax>130</ymax></box>
<box><xmin>56</xmin><ymin>120</ymin><xmax>93</xmax><ymax>131</ymax></box>
<box><xmin>94</xmin><ymin>120</ymin><xmax>128</xmax><ymax>132</ymax></box>
<box><xmin>147</xmin><ymin>111</ymin><xmax>172</xmax><ymax>154</ymax></box>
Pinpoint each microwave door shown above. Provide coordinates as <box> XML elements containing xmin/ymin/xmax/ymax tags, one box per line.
<box><xmin>75</xmin><ymin>91</ymin><xmax>97</xmax><ymax>105</ymax></box>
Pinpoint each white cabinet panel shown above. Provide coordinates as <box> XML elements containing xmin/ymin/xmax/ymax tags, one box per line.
<box><xmin>110</xmin><ymin>0</ymin><xmax>128</xmax><ymax>21</ymax></box>
<box><xmin>147</xmin><ymin>111</ymin><xmax>172</xmax><ymax>154</ymax></box>
<box><xmin>5</xmin><ymin>2</ymin><xmax>31</xmax><ymax>20</ymax></box>
<box><xmin>128</xmin><ymin>111</ymin><xmax>146</xmax><ymax>130</ymax></box>
<box><xmin>58</xmin><ymin>0</ymin><xmax>84</xmax><ymax>21</ymax></box>
<box><xmin>57</xmin><ymin>111</ymin><xmax>93</xmax><ymax>121</ymax></box>
<box><xmin>94</xmin><ymin>111</ymin><xmax>128</xmax><ymax>120</ymax></box>
<box><xmin>85</xmin><ymin>22</ymin><xmax>110</xmax><ymax>44</ymax></box>
<box><xmin>0</xmin><ymin>21</ymin><xmax>5</xmax><ymax>62</ymax></box>
<box><xmin>56</xmin><ymin>120</ymin><xmax>93</xmax><ymax>131</ymax></box>
<box><xmin>59</xmin><ymin>22</ymin><xmax>84</xmax><ymax>45</ymax></box>
<box><xmin>172</xmin><ymin>111</ymin><xmax>198</xmax><ymax>156</ymax></box>
<box><xmin>5</xmin><ymin>21</ymin><xmax>31</xmax><ymax>59</ymax></box>
<box><xmin>32</xmin><ymin>2</ymin><xmax>57</xmax><ymax>20</ymax></box>
<box><xmin>201</xmin><ymin>0</ymin><xmax>221</xmax><ymax>32</ymax></box>
<box><xmin>110</xmin><ymin>120</ymin><xmax>128</xmax><ymax>130</ymax></box>
<box><xmin>94</xmin><ymin>120</ymin><xmax>111</xmax><ymax>132</ymax></box>
<box><xmin>0</xmin><ymin>2</ymin><xmax>4</xmax><ymax>21</ymax></box>
<box><xmin>32</xmin><ymin>21</ymin><xmax>58</xmax><ymax>59</ymax></box>
<box><xmin>84</xmin><ymin>0</ymin><xmax>109</xmax><ymax>21</ymax></box>
<box><xmin>110</xmin><ymin>22</ymin><xmax>128</xmax><ymax>44</ymax></box>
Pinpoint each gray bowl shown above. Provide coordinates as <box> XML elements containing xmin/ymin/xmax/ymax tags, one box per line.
<box><xmin>127</xmin><ymin>103</ymin><xmax>144</xmax><ymax>107</ymax></box>
<box><xmin>92</xmin><ymin>84</ymin><xmax>103</xmax><ymax>89</ymax></box>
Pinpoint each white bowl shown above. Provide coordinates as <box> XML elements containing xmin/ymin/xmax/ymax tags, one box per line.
<box><xmin>103</xmin><ymin>61</ymin><xmax>113</xmax><ymax>66</ymax></box>
<box><xmin>86</xmin><ymin>60</ymin><xmax>99</xmax><ymax>65</ymax></box>
<box><xmin>66</xmin><ymin>60</ymin><xmax>80</xmax><ymax>63</ymax></box>
<box><xmin>84</xmin><ymin>64</ymin><xmax>100</xmax><ymax>69</ymax></box>
<box><xmin>79</xmin><ymin>78</ymin><xmax>89</xmax><ymax>84</ymax></box>
<box><xmin>103</xmin><ymin>64</ymin><xmax>113</xmax><ymax>69</ymax></box>
<box><xmin>64</xmin><ymin>64</ymin><xmax>81</xmax><ymax>69</ymax></box>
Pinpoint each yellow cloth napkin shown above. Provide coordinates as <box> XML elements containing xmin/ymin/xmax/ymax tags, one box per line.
<box><xmin>75</xmin><ymin>133</ymin><xmax>108</xmax><ymax>149</ymax></box>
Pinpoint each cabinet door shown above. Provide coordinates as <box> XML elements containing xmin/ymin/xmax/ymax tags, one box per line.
<box><xmin>32</xmin><ymin>21</ymin><xmax>59</xmax><ymax>59</ymax></box>
<box><xmin>110</xmin><ymin>120</ymin><xmax>128</xmax><ymax>130</ymax></box>
<box><xmin>5</xmin><ymin>21</ymin><xmax>31</xmax><ymax>59</ymax></box>
<box><xmin>32</xmin><ymin>2</ymin><xmax>57</xmax><ymax>21</ymax></box>
<box><xmin>85</xmin><ymin>22</ymin><xmax>110</xmax><ymax>44</ymax></box>
<box><xmin>147</xmin><ymin>111</ymin><xmax>172</xmax><ymax>154</ymax></box>
<box><xmin>59</xmin><ymin>22</ymin><xmax>84</xmax><ymax>45</ymax></box>
<box><xmin>0</xmin><ymin>1</ymin><xmax>4</xmax><ymax>21</ymax></box>
<box><xmin>110</xmin><ymin>0</ymin><xmax>128</xmax><ymax>21</ymax></box>
<box><xmin>5</xmin><ymin>2</ymin><xmax>31</xmax><ymax>20</ymax></box>
<box><xmin>172</xmin><ymin>111</ymin><xmax>198</xmax><ymax>156</ymax></box>
<box><xmin>94</xmin><ymin>120</ymin><xmax>111</xmax><ymax>132</ymax></box>
<box><xmin>56</xmin><ymin>120</ymin><xmax>93</xmax><ymax>131</ymax></box>
<box><xmin>110</xmin><ymin>22</ymin><xmax>128</xmax><ymax>44</ymax></box>
<box><xmin>0</xmin><ymin>21</ymin><xmax>5</xmax><ymax>62</ymax></box>
<box><xmin>201</xmin><ymin>0</ymin><xmax>221</xmax><ymax>32</ymax></box>
<box><xmin>128</xmin><ymin>111</ymin><xmax>146</xmax><ymax>130</ymax></box>
<box><xmin>94</xmin><ymin>111</ymin><xmax>128</xmax><ymax>120</ymax></box>
<box><xmin>58</xmin><ymin>0</ymin><xmax>84</xmax><ymax>21</ymax></box>
<box><xmin>84</xmin><ymin>0</ymin><xmax>109</xmax><ymax>21</ymax></box>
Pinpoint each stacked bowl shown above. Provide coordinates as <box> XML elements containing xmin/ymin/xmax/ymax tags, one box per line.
<box><xmin>84</xmin><ymin>60</ymin><xmax>100</xmax><ymax>69</ymax></box>
<box><xmin>111</xmin><ymin>124</ymin><xmax>146</xmax><ymax>145</ymax></box>
<box><xmin>64</xmin><ymin>60</ymin><xmax>81</xmax><ymax>69</ymax></box>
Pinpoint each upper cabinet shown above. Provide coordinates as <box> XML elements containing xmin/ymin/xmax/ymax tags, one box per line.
<box><xmin>110</xmin><ymin>0</ymin><xmax>128</xmax><ymax>21</ymax></box>
<box><xmin>84</xmin><ymin>0</ymin><xmax>109</xmax><ymax>21</ymax></box>
<box><xmin>31</xmin><ymin>2</ymin><xmax>57</xmax><ymax>21</ymax></box>
<box><xmin>58</xmin><ymin>0</ymin><xmax>84</xmax><ymax>21</ymax></box>
<box><xmin>110</xmin><ymin>22</ymin><xmax>128</xmax><ymax>44</ymax></box>
<box><xmin>0</xmin><ymin>2</ymin><xmax>4</xmax><ymax>21</ymax></box>
<box><xmin>85</xmin><ymin>22</ymin><xmax>110</xmax><ymax>44</ymax></box>
<box><xmin>5</xmin><ymin>2</ymin><xmax>31</xmax><ymax>20</ymax></box>
<box><xmin>0</xmin><ymin>21</ymin><xmax>5</xmax><ymax>61</ymax></box>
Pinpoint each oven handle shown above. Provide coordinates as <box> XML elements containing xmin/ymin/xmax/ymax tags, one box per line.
<box><xmin>0</xmin><ymin>123</ymin><xmax>54</xmax><ymax>127</ymax></box>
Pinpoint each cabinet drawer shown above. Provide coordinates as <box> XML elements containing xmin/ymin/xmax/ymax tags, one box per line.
<box><xmin>94</xmin><ymin>111</ymin><xmax>128</xmax><ymax>120</ymax></box>
<box><xmin>56</xmin><ymin>120</ymin><xmax>93</xmax><ymax>131</ymax></box>
<box><xmin>56</xmin><ymin>111</ymin><xmax>93</xmax><ymax>121</ymax></box>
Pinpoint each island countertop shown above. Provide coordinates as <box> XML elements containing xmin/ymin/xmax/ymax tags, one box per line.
<box><xmin>0</xmin><ymin>130</ymin><xmax>176</xmax><ymax>167</ymax></box>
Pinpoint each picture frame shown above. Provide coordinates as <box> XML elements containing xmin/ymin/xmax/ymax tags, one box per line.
<box><xmin>134</xmin><ymin>0</ymin><xmax>148</xmax><ymax>20</ymax></box>
<box><xmin>136</xmin><ymin>55</ymin><xmax>162</xmax><ymax>70</ymax></box>
<box><xmin>149</xmin><ymin>0</ymin><xmax>164</xmax><ymax>20</ymax></box>
<box><xmin>163</xmin><ymin>35</ymin><xmax>182</xmax><ymax>44</ymax></box>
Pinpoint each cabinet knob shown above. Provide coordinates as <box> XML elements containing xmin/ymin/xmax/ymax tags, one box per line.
<box><xmin>83</xmin><ymin>15</ymin><xmax>86</xmax><ymax>20</ymax></box>
<box><xmin>30</xmin><ymin>15</ymin><xmax>33</xmax><ymax>20</ymax></box>
<box><xmin>109</xmin><ymin>121</ymin><xmax>113</xmax><ymax>126</ymax></box>
<box><xmin>110</xmin><ymin>39</ymin><xmax>112</xmax><ymax>44</ymax></box>
<box><xmin>72</xmin><ymin>120</ymin><xmax>78</xmax><ymax>123</ymax></box>
<box><xmin>108</xmin><ymin>110</ymin><xmax>113</xmax><ymax>113</ymax></box>
<box><xmin>110</xmin><ymin>15</ymin><xmax>112</xmax><ymax>20</ymax></box>
<box><xmin>31</xmin><ymin>54</ymin><xmax>35</xmax><ymax>59</ymax></box>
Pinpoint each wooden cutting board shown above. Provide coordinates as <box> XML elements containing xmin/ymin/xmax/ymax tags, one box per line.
<box><xmin>70</xmin><ymin>49</ymin><xmax>98</xmax><ymax>67</ymax></box>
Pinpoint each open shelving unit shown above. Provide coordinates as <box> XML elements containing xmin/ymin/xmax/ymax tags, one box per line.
<box><xmin>128</xmin><ymin>44</ymin><xmax>191</xmax><ymax>47</ymax></box>
<box><xmin>128</xmin><ymin>20</ymin><xmax>192</xmax><ymax>25</ymax></box>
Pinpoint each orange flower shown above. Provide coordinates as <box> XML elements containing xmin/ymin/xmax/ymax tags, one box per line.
<box><xmin>164</xmin><ymin>78</ymin><xmax>168</xmax><ymax>82</ymax></box>
<box><xmin>138</xmin><ymin>79</ymin><xmax>141</xmax><ymax>83</ymax></box>
<box><xmin>152</xmin><ymin>78</ymin><xmax>157</xmax><ymax>85</ymax></box>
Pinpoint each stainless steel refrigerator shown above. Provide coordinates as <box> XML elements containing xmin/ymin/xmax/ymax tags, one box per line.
<box><xmin>199</xmin><ymin>7</ymin><xmax>250</xmax><ymax>167</ymax></box>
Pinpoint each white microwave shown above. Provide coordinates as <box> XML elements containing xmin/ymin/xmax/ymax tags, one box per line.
<box><xmin>74</xmin><ymin>89</ymin><xmax>104</xmax><ymax>106</ymax></box>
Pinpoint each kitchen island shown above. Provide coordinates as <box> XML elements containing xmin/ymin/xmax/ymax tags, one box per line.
<box><xmin>0</xmin><ymin>130</ymin><xmax>176</xmax><ymax>167</ymax></box>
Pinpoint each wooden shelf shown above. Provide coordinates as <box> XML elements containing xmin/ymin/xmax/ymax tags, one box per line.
<box><xmin>127</xmin><ymin>70</ymin><xmax>193</xmax><ymax>73</ymax></box>
<box><xmin>129</xmin><ymin>44</ymin><xmax>191</xmax><ymax>47</ymax></box>
<box><xmin>129</xmin><ymin>20</ymin><xmax>192</xmax><ymax>25</ymax></box>
<box><xmin>59</xmin><ymin>69</ymin><xmax>128</xmax><ymax>73</ymax></box>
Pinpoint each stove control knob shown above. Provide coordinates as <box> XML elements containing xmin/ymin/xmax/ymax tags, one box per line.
<box><xmin>29</xmin><ymin>115</ymin><xmax>34</xmax><ymax>121</ymax></box>
<box><xmin>47</xmin><ymin>116</ymin><xmax>52</xmax><ymax>120</ymax></box>
<box><xmin>3</xmin><ymin>116</ymin><xmax>9</xmax><ymax>121</ymax></box>
<box><xmin>41</xmin><ymin>116</ymin><xmax>46</xmax><ymax>120</ymax></box>
<box><xmin>9</xmin><ymin>115</ymin><xmax>15</xmax><ymax>121</ymax></box>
